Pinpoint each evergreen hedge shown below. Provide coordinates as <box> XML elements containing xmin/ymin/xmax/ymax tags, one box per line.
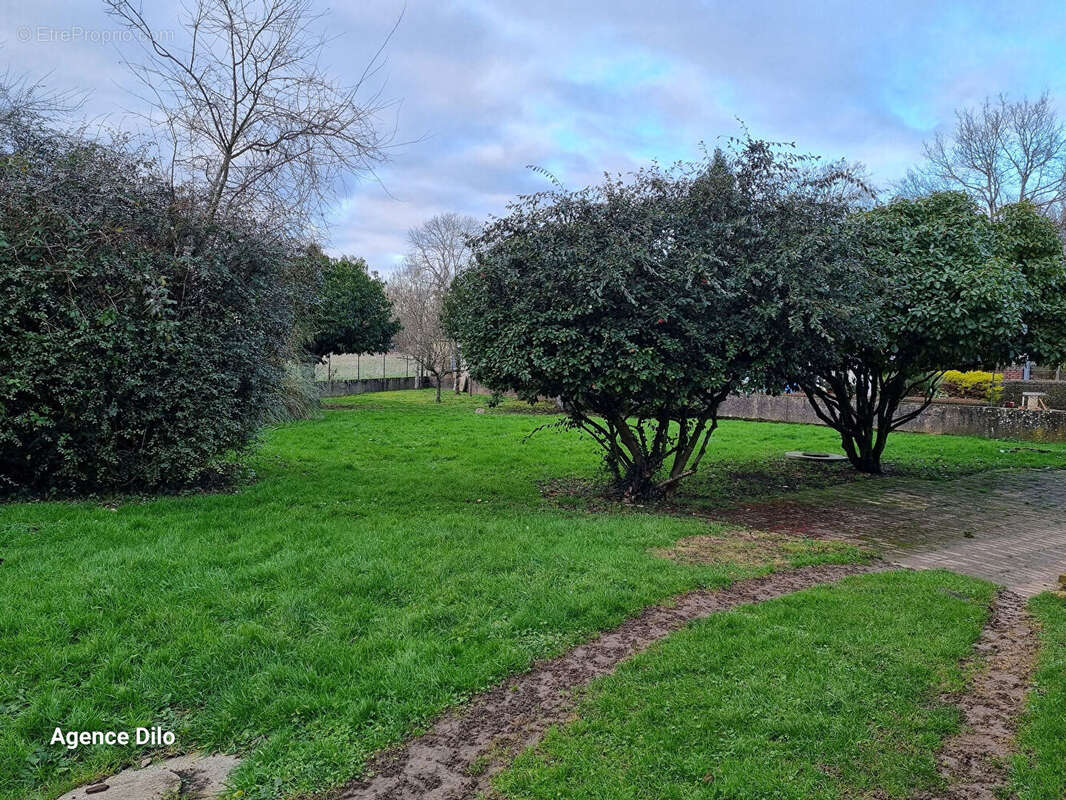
<box><xmin>0</xmin><ymin>117</ymin><xmax>304</xmax><ymax>496</ymax></box>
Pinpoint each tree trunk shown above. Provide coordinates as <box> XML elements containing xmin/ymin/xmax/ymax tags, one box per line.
<box><xmin>847</xmin><ymin>442</ymin><xmax>884</xmax><ymax>474</ymax></box>
<box><xmin>435</xmin><ymin>375</ymin><xmax>442</xmax><ymax>403</ymax></box>
<box><xmin>619</xmin><ymin>457</ymin><xmax>656</xmax><ymax>502</ymax></box>
<box><xmin>829</xmin><ymin>405</ymin><xmax>891</xmax><ymax>474</ymax></box>
<box><xmin>611</xmin><ymin>413</ymin><xmax>718</xmax><ymax>502</ymax></box>
<box><xmin>203</xmin><ymin>153</ymin><xmax>233</xmax><ymax>228</ymax></box>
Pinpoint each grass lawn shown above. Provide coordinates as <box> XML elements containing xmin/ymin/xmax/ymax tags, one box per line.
<box><xmin>494</xmin><ymin>570</ymin><xmax>996</xmax><ymax>800</ymax></box>
<box><xmin>671</xmin><ymin>414</ymin><xmax>1066</xmax><ymax>510</ymax></box>
<box><xmin>1010</xmin><ymin>593</ymin><xmax>1066</xmax><ymax>800</ymax></box>
<box><xmin>1</xmin><ymin>390</ymin><xmax>1062</xmax><ymax>800</ymax></box>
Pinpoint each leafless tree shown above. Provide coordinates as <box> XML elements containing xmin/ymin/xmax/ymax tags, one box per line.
<box><xmin>105</xmin><ymin>0</ymin><xmax>396</xmax><ymax>233</ymax></box>
<box><xmin>400</xmin><ymin>213</ymin><xmax>479</xmax><ymax>393</ymax></box>
<box><xmin>902</xmin><ymin>92</ymin><xmax>1066</xmax><ymax>217</ymax></box>
<box><xmin>388</xmin><ymin>260</ymin><xmax>456</xmax><ymax>403</ymax></box>
<box><xmin>406</xmin><ymin>212</ymin><xmax>480</xmax><ymax>290</ymax></box>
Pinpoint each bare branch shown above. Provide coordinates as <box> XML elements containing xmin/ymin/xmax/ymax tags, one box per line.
<box><xmin>105</xmin><ymin>0</ymin><xmax>398</xmax><ymax>234</ymax></box>
<box><xmin>908</xmin><ymin>92</ymin><xmax>1066</xmax><ymax>217</ymax></box>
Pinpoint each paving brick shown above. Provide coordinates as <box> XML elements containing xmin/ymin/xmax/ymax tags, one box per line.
<box><xmin>715</xmin><ymin>468</ymin><xmax>1066</xmax><ymax>597</ymax></box>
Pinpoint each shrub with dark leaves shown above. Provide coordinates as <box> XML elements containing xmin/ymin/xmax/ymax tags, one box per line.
<box><xmin>446</xmin><ymin>140</ymin><xmax>860</xmax><ymax>501</ymax></box>
<box><xmin>0</xmin><ymin>113</ymin><xmax>304</xmax><ymax>496</ymax></box>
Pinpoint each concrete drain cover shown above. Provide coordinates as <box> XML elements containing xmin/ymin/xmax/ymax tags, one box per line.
<box><xmin>784</xmin><ymin>451</ymin><xmax>848</xmax><ymax>462</ymax></box>
<box><xmin>58</xmin><ymin>753</ymin><xmax>240</xmax><ymax>800</ymax></box>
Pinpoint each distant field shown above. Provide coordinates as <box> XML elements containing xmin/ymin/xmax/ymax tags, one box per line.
<box><xmin>314</xmin><ymin>352</ymin><xmax>417</xmax><ymax>381</ymax></box>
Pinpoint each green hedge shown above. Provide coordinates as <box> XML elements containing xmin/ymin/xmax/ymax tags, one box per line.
<box><xmin>939</xmin><ymin>370</ymin><xmax>1003</xmax><ymax>402</ymax></box>
<box><xmin>0</xmin><ymin>119</ymin><xmax>304</xmax><ymax>496</ymax></box>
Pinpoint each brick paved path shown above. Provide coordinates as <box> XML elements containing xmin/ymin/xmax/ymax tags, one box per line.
<box><xmin>715</xmin><ymin>468</ymin><xmax>1066</xmax><ymax>597</ymax></box>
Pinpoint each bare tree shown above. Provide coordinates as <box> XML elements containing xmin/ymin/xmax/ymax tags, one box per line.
<box><xmin>402</xmin><ymin>213</ymin><xmax>480</xmax><ymax>392</ymax></box>
<box><xmin>406</xmin><ymin>212</ymin><xmax>480</xmax><ymax>289</ymax></box>
<box><xmin>902</xmin><ymin>92</ymin><xmax>1066</xmax><ymax>216</ymax></box>
<box><xmin>388</xmin><ymin>261</ymin><xmax>456</xmax><ymax>403</ymax></box>
<box><xmin>105</xmin><ymin>0</ymin><xmax>396</xmax><ymax>232</ymax></box>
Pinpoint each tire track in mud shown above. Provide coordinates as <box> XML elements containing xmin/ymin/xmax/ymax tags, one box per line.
<box><xmin>336</xmin><ymin>562</ymin><xmax>879</xmax><ymax>800</ymax></box>
<box><xmin>920</xmin><ymin>589</ymin><xmax>1038</xmax><ymax>800</ymax></box>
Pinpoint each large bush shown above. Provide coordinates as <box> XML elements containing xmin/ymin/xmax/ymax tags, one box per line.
<box><xmin>447</xmin><ymin>141</ymin><xmax>857</xmax><ymax>500</ymax></box>
<box><xmin>0</xmin><ymin>116</ymin><xmax>304</xmax><ymax>496</ymax></box>
<box><xmin>304</xmin><ymin>252</ymin><xmax>399</xmax><ymax>362</ymax></box>
<box><xmin>793</xmin><ymin>193</ymin><xmax>1066</xmax><ymax>473</ymax></box>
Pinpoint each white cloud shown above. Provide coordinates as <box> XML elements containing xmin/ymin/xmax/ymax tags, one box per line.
<box><xmin>5</xmin><ymin>0</ymin><xmax>1066</xmax><ymax>268</ymax></box>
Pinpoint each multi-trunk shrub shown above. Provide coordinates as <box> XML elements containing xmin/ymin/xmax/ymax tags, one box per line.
<box><xmin>446</xmin><ymin>141</ymin><xmax>860</xmax><ymax>500</ymax></box>
<box><xmin>0</xmin><ymin>116</ymin><xmax>305</xmax><ymax>496</ymax></box>
<box><xmin>792</xmin><ymin>193</ymin><xmax>1066</xmax><ymax>473</ymax></box>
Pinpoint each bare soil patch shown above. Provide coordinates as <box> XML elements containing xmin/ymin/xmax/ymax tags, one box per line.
<box><xmin>335</xmin><ymin>562</ymin><xmax>878</xmax><ymax>800</ymax></box>
<box><xmin>536</xmin><ymin>476</ymin><xmax>605</xmax><ymax>501</ymax></box>
<box><xmin>713</xmin><ymin>469</ymin><xmax>1066</xmax><ymax>596</ymax></box>
<box><xmin>655</xmin><ymin>529</ymin><xmax>860</xmax><ymax>567</ymax></box>
<box><xmin>713</xmin><ymin>498</ymin><xmax>865</xmax><ymax>540</ymax></box>
<box><xmin>919</xmin><ymin>590</ymin><xmax>1038</xmax><ymax>800</ymax></box>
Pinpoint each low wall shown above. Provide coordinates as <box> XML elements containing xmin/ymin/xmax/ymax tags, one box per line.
<box><xmin>719</xmin><ymin>393</ymin><xmax>1066</xmax><ymax>443</ymax></box>
<box><xmin>465</xmin><ymin>378</ymin><xmax>519</xmax><ymax>399</ymax></box>
<box><xmin>317</xmin><ymin>376</ymin><xmax>420</xmax><ymax>397</ymax></box>
<box><xmin>464</xmin><ymin>377</ymin><xmax>1066</xmax><ymax>442</ymax></box>
<box><xmin>1001</xmin><ymin>380</ymin><xmax>1066</xmax><ymax>411</ymax></box>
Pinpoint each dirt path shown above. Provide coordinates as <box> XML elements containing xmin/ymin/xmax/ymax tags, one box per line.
<box><xmin>921</xmin><ymin>590</ymin><xmax>1038</xmax><ymax>800</ymax></box>
<box><xmin>336</xmin><ymin>562</ymin><xmax>877</xmax><ymax>800</ymax></box>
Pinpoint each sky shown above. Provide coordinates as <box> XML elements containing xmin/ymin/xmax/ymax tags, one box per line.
<box><xmin>4</xmin><ymin>0</ymin><xmax>1066</xmax><ymax>273</ymax></box>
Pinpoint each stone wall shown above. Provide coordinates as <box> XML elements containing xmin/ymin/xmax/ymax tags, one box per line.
<box><xmin>464</xmin><ymin>377</ymin><xmax>1066</xmax><ymax>442</ymax></box>
<box><xmin>464</xmin><ymin>378</ymin><xmax>522</xmax><ymax>400</ymax></box>
<box><xmin>718</xmin><ymin>393</ymin><xmax>1066</xmax><ymax>443</ymax></box>
<box><xmin>1001</xmin><ymin>380</ymin><xmax>1066</xmax><ymax>411</ymax></box>
<box><xmin>317</xmin><ymin>376</ymin><xmax>420</xmax><ymax>397</ymax></box>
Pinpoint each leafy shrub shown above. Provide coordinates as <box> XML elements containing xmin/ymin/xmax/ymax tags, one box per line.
<box><xmin>793</xmin><ymin>193</ymin><xmax>1066</xmax><ymax>473</ymax></box>
<box><xmin>939</xmin><ymin>370</ymin><xmax>1003</xmax><ymax>401</ymax></box>
<box><xmin>446</xmin><ymin>141</ymin><xmax>855</xmax><ymax>499</ymax></box>
<box><xmin>304</xmin><ymin>252</ymin><xmax>399</xmax><ymax>362</ymax></box>
<box><xmin>0</xmin><ymin>115</ymin><xmax>305</xmax><ymax>496</ymax></box>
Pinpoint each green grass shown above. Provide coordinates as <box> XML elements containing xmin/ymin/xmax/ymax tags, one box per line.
<box><xmin>494</xmin><ymin>570</ymin><xmax>996</xmax><ymax>800</ymax></box>
<box><xmin>1010</xmin><ymin>593</ymin><xmax>1066</xmax><ymax>800</ymax></box>
<box><xmin>1</xmin><ymin>390</ymin><xmax>1060</xmax><ymax>800</ymax></box>
<box><xmin>671</xmin><ymin>416</ymin><xmax>1066</xmax><ymax>509</ymax></box>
